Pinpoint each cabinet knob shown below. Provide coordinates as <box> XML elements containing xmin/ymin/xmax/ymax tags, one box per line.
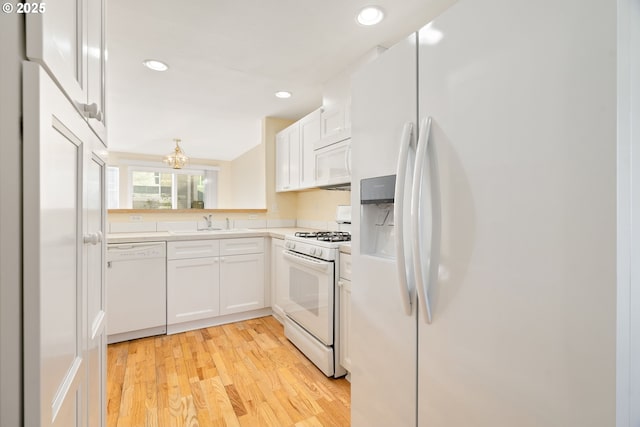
<box><xmin>83</xmin><ymin>230</ymin><xmax>103</xmax><ymax>245</ymax></box>
<box><xmin>78</xmin><ymin>102</ymin><xmax>103</xmax><ymax>121</ymax></box>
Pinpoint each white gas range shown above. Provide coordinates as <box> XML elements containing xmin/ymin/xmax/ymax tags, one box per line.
<box><xmin>282</xmin><ymin>231</ymin><xmax>351</xmax><ymax>378</ymax></box>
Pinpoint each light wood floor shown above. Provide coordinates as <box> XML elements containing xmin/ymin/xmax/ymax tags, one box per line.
<box><xmin>107</xmin><ymin>316</ymin><xmax>350</xmax><ymax>427</ymax></box>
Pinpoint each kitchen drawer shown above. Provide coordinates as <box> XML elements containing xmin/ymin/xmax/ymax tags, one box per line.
<box><xmin>220</xmin><ymin>237</ymin><xmax>264</xmax><ymax>256</ymax></box>
<box><xmin>340</xmin><ymin>253</ymin><xmax>352</xmax><ymax>280</ymax></box>
<box><xmin>168</xmin><ymin>240</ymin><xmax>220</xmax><ymax>260</ymax></box>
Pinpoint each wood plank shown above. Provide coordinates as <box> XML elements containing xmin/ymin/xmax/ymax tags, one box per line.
<box><xmin>107</xmin><ymin>316</ymin><xmax>350</xmax><ymax>427</ymax></box>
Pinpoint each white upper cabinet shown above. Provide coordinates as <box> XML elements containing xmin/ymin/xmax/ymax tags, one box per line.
<box><xmin>85</xmin><ymin>0</ymin><xmax>107</xmax><ymax>141</ymax></box>
<box><xmin>275</xmin><ymin>122</ymin><xmax>300</xmax><ymax>192</ymax></box>
<box><xmin>26</xmin><ymin>0</ymin><xmax>86</xmax><ymax>102</ymax></box>
<box><xmin>275</xmin><ymin>108</ymin><xmax>321</xmax><ymax>192</ymax></box>
<box><xmin>319</xmin><ymin>100</ymin><xmax>351</xmax><ymax>147</ymax></box>
<box><xmin>275</xmin><ymin>132</ymin><xmax>289</xmax><ymax>192</ymax></box>
<box><xmin>26</xmin><ymin>0</ymin><xmax>107</xmax><ymax>143</ymax></box>
<box><xmin>274</xmin><ymin>103</ymin><xmax>352</xmax><ymax>192</ymax></box>
<box><xmin>298</xmin><ymin>108</ymin><xmax>322</xmax><ymax>189</ymax></box>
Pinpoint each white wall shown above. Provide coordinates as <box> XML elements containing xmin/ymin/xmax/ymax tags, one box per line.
<box><xmin>617</xmin><ymin>0</ymin><xmax>640</xmax><ymax>425</ymax></box>
<box><xmin>0</xmin><ymin>6</ymin><xmax>24</xmax><ymax>427</ymax></box>
<box><xmin>322</xmin><ymin>46</ymin><xmax>386</xmax><ymax>108</ymax></box>
<box><xmin>227</xmin><ymin>140</ymin><xmax>267</xmax><ymax>209</ymax></box>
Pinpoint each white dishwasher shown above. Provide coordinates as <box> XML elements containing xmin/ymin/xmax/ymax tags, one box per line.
<box><xmin>107</xmin><ymin>241</ymin><xmax>167</xmax><ymax>344</ymax></box>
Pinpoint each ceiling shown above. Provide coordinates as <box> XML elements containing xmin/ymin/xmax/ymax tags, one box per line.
<box><xmin>106</xmin><ymin>0</ymin><xmax>454</xmax><ymax>161</ymax></box>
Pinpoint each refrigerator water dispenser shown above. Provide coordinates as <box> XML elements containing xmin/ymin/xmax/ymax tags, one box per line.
<box><xmin>360</xmin><ymin>175</ymin><xmax>397</xmax><ymax>258</ymax></box>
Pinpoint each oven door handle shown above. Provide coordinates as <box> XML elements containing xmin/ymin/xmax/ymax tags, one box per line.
<box><xmin>283</xmin><ymin>250</ymin><xmax>331</xmax><ymax>272</ymax></box>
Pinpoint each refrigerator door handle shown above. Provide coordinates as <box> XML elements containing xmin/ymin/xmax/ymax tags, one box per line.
<box><xmin>412</xmin><ymin>116</ymin><xmax>438</xmax><ymax>324</ymax></box>
<box><xmin>394</xmin><ymin>122</ymin><xmax>414</xmax><ymax>316</ymax></box>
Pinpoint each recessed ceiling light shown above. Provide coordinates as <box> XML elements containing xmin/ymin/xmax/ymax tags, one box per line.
<box><xmin>275</xmin><ymin>91</ymin><xmax>292</xmax><ymax>99</ymax></box>
<box><xmin>142</xmin><ymin>59</ymin><xmax>169</xmax><ymax>72</ymax></box>
<box><xmin>356</xmin><ymin>6</ymin><xmax>385</xmax><ymax>26</ymax></box>
<box><xmin>420</xmin><ymin>23</ymin><xmax>444</xmax><ymax>45</ymax></box>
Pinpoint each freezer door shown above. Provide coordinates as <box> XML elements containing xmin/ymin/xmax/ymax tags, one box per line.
<box><xmin>417</xmin><ymin>0</ymin><xmax>617</xmax><ymax>426</ymax></box>
<box><xmin>350</xmin><ymin>33</ymin><xmax>419</xmax><ymax>427</ymax></box>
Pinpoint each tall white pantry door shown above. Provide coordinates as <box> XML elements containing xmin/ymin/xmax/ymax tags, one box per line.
<box><xmin>23</xmin><ymin>61</ymin><xmax>106</xmax><ymax>427</ymax></box>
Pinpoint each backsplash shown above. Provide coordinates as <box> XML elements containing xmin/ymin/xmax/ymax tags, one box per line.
<box><xmin>107</xmin><ymin>218</ymin><xmax>354</xmax><ymax>234</ymax></box>
<box><xmin>108</xmin><ymin>217</ymin><xmax>296</xmax><ymax>233</ymax></box>
<box><xmin>295</xmin><ymin>189</ymin><xmax>351</xmax><ymax>221</ymax></box>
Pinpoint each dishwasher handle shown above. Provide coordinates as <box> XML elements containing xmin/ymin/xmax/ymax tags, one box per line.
<box><xmin>107</xmin><ymin>242</ymin><xmax>166</xmax><ymax>261</ymax></box>
<box><xmin>107</xmin><ymin>242</ymin><xmax>165</xmax><ymax>251</ymax></box>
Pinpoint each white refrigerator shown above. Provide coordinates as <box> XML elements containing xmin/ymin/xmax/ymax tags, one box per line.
<box><xmin>350</xmin><ymin>0</ymin><xmax>620</xmax><ymax>426</ymax></box>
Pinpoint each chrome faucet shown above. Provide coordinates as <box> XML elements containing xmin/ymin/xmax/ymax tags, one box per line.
<box><xmin>203</xmin><ymin>214</ymin><xmax>213</xmax><ymax>229</ymax></box>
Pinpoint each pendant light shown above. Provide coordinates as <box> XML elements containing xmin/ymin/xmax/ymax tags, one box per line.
<box><xmin>164</xmin><ymin>138</ymin><xmax>189</xmax><ymax>169</ymax></box>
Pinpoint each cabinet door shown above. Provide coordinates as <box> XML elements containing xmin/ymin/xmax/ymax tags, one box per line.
<box><xmin>320</xmin><ymin>102</ymin><xmax>351</xmax><ymax>146</ymax></box>
<box><xmin>27</xmin><ymin>0</ymin><xmax>107</xmax><ymax>143</ymax></box>
<box><xmin>276</xmin><ymin>124</ymin><xmax>301</xmax><ymax>192</ymax></box>
<box><xmin>167</xmin><ymin>257</ymin><xmax>220</xmax><ymax>325</ymax></box>
<box><xmin>288</xmin><ymin>123</ymin><xmax>301</xmax><ymax>189</ymax></box>
<box><xmin>26</xmin><ymin>0</ymin><xmax>88</xmax><ymax>109</ymax></box>
<box><xmin>275</xmin><ymin>131</ymin><xmax>290</xmax><ymax>191</ymax></box>
<box><xmin>299</xmin><ymin>108</ymin><xmax>321</xmax><ymax>188</ymax></box>
<box><xmin>85</xmin><ymin>150</ymin><xmax>106</xmax><ymax>427</ymax></box>
<box><xmin>270</xmin><ymin>238</ymin><xmax>288</xmax><ymax>322</ymax></box>
<box><xmin>23</xmin><ymin>62</ymin><xmax>88</xmax><ymax>427</ymax></box>
<box><xmin>340</xmin><ymin>252</ymin><xmax>352</xmax><ymax>281</ymax></box>
<box><xmin>220</xmin><ymin>253</ymin><xmax>265</xmax><ymax>315</ymax></box>
<box><xmin>86</xmin><ymin>0</ymin><xmax>107</xmax><ymax>142</ymax></box>
<box><xmin>339</xmin><ymin>278</ymin><xmax>352</xmax><ymax>372</ymax></box>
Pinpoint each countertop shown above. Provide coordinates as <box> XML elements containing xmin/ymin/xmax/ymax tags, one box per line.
<box><xmin>107</xmin><ymin>227</ymin><xmax>314</xmax><ymax>244</ymax></box>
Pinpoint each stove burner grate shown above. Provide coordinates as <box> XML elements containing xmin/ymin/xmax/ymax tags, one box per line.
<box><xmin>294</xmin><ymin>231</ymin><xmax>351</xmax><ymax>242</ymax></box>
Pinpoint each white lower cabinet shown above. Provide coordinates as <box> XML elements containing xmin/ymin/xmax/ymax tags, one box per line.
<box><xmin>339</xmin><ymin>253</ymin><xmax>352</xmax><ymax>372</ymax></box>
<box><xmin>270</xmin><ymin>238</ymin><xmax>288</xmax><ymax>322</ymax></box>
<box><xmin>167</xmin><ymin>237</ymin><xmax>265</xmax><ymax>332</ymax></box>
<box><xmin>220</xmin><ymin>252</ymin><xmax>265</xmax><ymax>315</ymax></box>
<box><xmin>167</xmin><ymin>256</ymin><xmax>221</xmax><ymax>324</ymax></box>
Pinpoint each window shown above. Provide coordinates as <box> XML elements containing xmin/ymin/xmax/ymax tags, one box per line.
<box><xmin>106</xmin><ymin>164</ymin><xmax>218</xmax><ymax>209</ymax></box>
<box><xmin>175</xmin><ymin>173</ymin><xmax>206</xmax><ymax>209</ymax></box>
<box><xmin>106</xmin><ymin>167</ymin><xmax>120</xmax><ymax>209</ymax></box>
<box><xmin>131</xmin><ymin>171</ymin><xmax>173</xmax><ymax>209</ymax></box>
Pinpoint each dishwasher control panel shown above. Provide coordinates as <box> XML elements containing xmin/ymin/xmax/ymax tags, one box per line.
<box><xmin>107</xmin><ymin>242</ymin><xmax>166</xmax><ymax>262</ymax></box>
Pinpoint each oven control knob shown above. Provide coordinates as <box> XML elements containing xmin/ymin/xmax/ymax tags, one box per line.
<box><xmin>317</xmin><ymin>249</ymin><xmax>324</xmax><ymax>258</ymax></box>
<box><xmin>310</xmin><ymin>248</ymin><xmax>317</xmax><ymax>255</ymax></box>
